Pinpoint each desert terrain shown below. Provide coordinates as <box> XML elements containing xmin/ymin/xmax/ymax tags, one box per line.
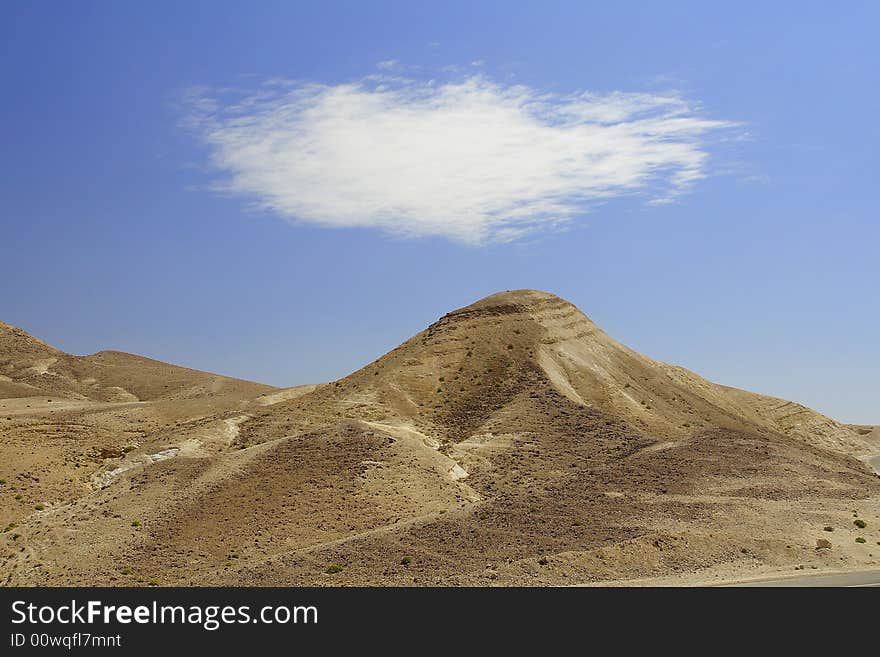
<box><xmin>1</xmin><ymin>291</ymin><xmax>878</xmax><ymax>586</ymax></box>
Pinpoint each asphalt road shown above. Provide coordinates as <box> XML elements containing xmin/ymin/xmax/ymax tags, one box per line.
<box><xmin>729</xmin><ymin>570</ymin><xmax>880</xmax><ymax>587</ymax></box>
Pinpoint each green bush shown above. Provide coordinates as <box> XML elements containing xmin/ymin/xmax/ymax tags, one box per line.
<box><xmin>326</xmin><ymin>564</ymin><xmax>344</xmax><ymax>574</ymax></box>
<box><xmin>400</xmin><ymin>556</ymin><xmax>412</xmax><ymax>566</ymax></box>
<box><xmin>854</xmin><ymin>519</ymin><xmax>866</xmax><ymax>529</ymax></box>
<box><xmin>131</xmin><ymin>520</ymin><xmax>140</xmax><ymax>527</ymax></box>
<box><xmin>855</xmin><ymin>537</ymin><xmax>866</xmax><ymax>544</ymax></box>
<box><xmin>34</xmin><ymin>504</ymin><xmax>44</xmax><ymax>511</ymax></box>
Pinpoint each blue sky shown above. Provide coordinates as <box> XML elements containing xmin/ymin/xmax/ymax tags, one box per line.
<box><xmin>2</xmin><ymin>2</ymin><xmax>877</xmax><ymax>423</ymax></box>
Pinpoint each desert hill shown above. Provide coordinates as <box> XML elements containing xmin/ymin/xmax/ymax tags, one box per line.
<box><xmin>238</xmin><ymin>289</ymin><xmax>866</xmax><ymax>454</ymax></box>
<box><xmin>1</xmin><ymin>291</ymin><xmax>877</xmax><ymax>586</ymax></box>
<box><xmin>0</xmin><ymin>320</ymin><xmax>272</xmax><ymax>402</ymax></box>
<box><xmin>0</xmin><ymin>322</ymin><xmax>275</xmax><ymax>545</ymax></box>
<box><xmin>848</xmin><ymin>424</ymin><xmax>880</xmax><ymax>443</ymax></box>
<box><xmin>0</xmin><ymin>320</ymin><xmax>62</xmax><ymax>399</ymax></box>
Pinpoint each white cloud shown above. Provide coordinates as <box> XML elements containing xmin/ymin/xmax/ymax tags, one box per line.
<box><xmin>186</xmin><ymin>75</ymin><xmax>735</xmax><ymax>243</ymax></box>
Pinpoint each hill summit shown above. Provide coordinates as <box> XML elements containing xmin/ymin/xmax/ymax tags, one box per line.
<box><xmin>245</xmin><ymin>289</ymin><xmax>864</xmax><ymax>454</ymax></box>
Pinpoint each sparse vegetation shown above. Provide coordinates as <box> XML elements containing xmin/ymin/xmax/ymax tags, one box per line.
<box><xmin>131</xmin><ymin>520</ymin><xmax>140</xmax><ymax>527</ymax></box>
<box><xmin>400</xmin><ymin>556</ymin><xmax>412</xmax><ymax>566</ymax></box>
<box><xmin>855</xmin><ymin>537</ymin><xmax>866</xmax><ymax>544</ymax></box>
<box><xmin>854</xmin><ymin>519</ymin><xmax>866</xmax><ymax>529</ymax></box>
<box><xmin>823</xmin><ymin>526</ymin><xmax>834</xmax><ymax>532</ymax></box>
<box><xmin>326</xmin><ymin>564</ymin><xmax>344</xmax><ymax>574</ymax></box>
<box><xmin>2</xmin><ymin>523</ymin><xmax>16</xmax><ymax>533</ymax></box>
<box><xmin>34</xmin><ymin>504</ymin><xmax>44</xmax><ymax>511</ymax></box>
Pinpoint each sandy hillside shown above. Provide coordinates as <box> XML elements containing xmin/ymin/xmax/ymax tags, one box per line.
<box><xmin>848</xmin><ymin>424</ymin><xmax>880</xmax><ymax>448</ymax></box>
<box><xmin>1</xmin><ymin>291</ymin><xmax>878</xmax><ymax>586</ymax></box>
<box><xmin>0</xmin><ymin>322</ymin><xmax>275</xmax><ymax>545</ymax></box>
<box><xmin>0</xmin><ymin>320</ymin><xmax>271</xmax><ymax>402</ymax></box>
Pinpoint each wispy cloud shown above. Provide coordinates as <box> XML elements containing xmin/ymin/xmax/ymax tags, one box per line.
<box><xmin>186</xmin><ymin>74</ymin><xmax>736</xmax><ymax>243</ymax></box>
